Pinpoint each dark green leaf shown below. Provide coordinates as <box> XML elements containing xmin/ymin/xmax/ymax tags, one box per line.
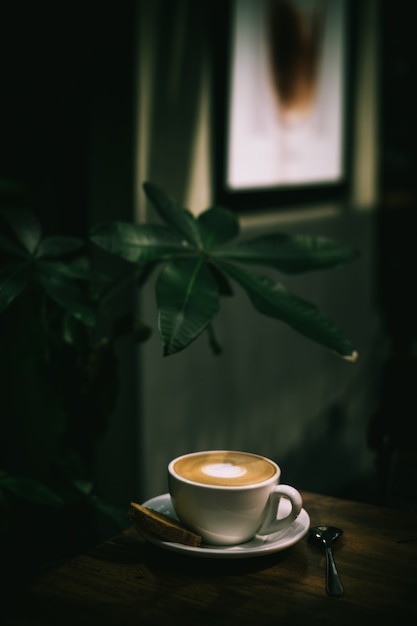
<box><xmin>156</xmin><ymin>258</ymin><xmax>220</xmax><ymax>355</ymax></box>
<box><xmin>214</xmin><ymin>234</ymin><xmax>359</xmax><ymax>274</ymax></box>
<box><xmin>0</xmin><ymin>475</ymin><xmax>64</xmax><ymax>506</ymax></box>
<box><xmin>0</xmin><ymin>208</ymin><xmax>42</xmax><ymax>254</ymax></box>
<box><xmin>143</xmin><ymin>182</ymin><xmax>201</xmax><ymax>247</ymax></box>
<box><xmin>136</xmin><ymin>261</ymin><xmax>158</xmax><ymax>288</ymax></box>
<box><xmin>36</xmin><ymin>236</ymin><xmax>85</xmax><ymax>258</ymax></box>
<box><xmin>0</xmin><ymin>233</ymin><xmax>29</xmax><ymax>256</ymax></box>
<box><xmin>44</xmin><ymin>257</ymin><xmax>109</xmax><ymax>283</ymax></box>
<box><xmin>197</xmin><ymin>206</ymin><xmax>240</xmax><ymax>248</ymax></box>
<box><xmin>36</xmin><ymin>262</ymin><xmax>96</xmax><ymax>326</ymax></box>
<box><xmin>91</xmin><ymin>222</ymin><xmax>193</xmax><ymax>262</ymax></box>
<box><xmin>218</xmin><ymin>261</ymin><xmax>358</xmax><ymax>360</ymax></box>
<box><xmin>206</xmin><ymin>323</ymin><xmax>223</xmax><ymax>355</ymax></box>
<box><xmin>92</xmin><ymin>266</ymin><xmax>139</xmax><ymax>310</ymax></box>
<box><xmin>208</xmin><ymin>262</ymin><xmax>234</xmax><ymax>296</ymax></box>
<box><xmin>0</xmin><ymin>261</ymin><xmax>30</xmax><ymax>313</ymax></box>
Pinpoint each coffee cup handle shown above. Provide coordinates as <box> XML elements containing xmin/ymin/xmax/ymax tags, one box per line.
<box><xmin>257</xmin><ymin>485</ymin><xmax>303</xmax><ymax>535</ymax></box>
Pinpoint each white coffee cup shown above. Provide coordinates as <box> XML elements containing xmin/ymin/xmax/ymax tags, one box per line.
<box><xmin>168</xmin><ymin>450</ymin><xmax>303</xmax><ymax>546</ymax></box>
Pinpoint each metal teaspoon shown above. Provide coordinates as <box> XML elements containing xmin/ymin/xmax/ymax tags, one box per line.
<box><xmin>309</xmin><ymin>525</ymin><xmax>345</xmax><ymax>596</ymax></box>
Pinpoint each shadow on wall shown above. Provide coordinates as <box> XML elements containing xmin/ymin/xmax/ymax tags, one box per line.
<box><xmin>281</xmin><ymin>402</ymin><xmax>379</xmax><ymax>503</ymax></box>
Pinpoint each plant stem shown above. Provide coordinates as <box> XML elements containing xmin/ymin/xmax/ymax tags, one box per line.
<box><xmin>207</xmin><ymin>324</ymin><xmax>222</xmax><ymax>355</ymax></box>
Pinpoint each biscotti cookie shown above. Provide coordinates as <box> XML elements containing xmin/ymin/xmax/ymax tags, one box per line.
<box><xmin>128</xmin><ymin>502</ymin><xmax>202</xmax><ymax>547</ymax></box>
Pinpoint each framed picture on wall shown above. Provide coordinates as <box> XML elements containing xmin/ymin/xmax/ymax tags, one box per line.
<box><xmin>212</xmin><ymin>0</ymin><xmax>352</xmax><ymax>212</ymax></box>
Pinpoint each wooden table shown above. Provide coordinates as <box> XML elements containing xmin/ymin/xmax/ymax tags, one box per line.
<box><xmin>4</xmin><ymin>492</ymin><xmax>417</xmax><ymax>625</ymax></box>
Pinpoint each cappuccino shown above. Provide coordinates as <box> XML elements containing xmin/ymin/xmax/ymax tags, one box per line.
<box><xmin>172</xmin><ymin>451</ymin><xmax>277</xmax><ymax>487</ymax></box>
<box><xmin>168</xmin><ymin>450</ymin><xmax>303</xmax><ymax>545</ymax></box>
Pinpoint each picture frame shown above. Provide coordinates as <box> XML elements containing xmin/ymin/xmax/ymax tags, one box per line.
<box><xmin>212</xmin><ymin>0</ymin><xmax>353</xmax><ymax>212</ymax></box>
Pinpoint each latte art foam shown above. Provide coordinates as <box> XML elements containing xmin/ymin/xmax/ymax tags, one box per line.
<box><xmin>173</xmin><ymin>452</ymin><xmax>277</xmax><ymax>486</ymax></box>
<box><xmin>203</xmin><ymin>463</ymin><xmax>247</xmax><ymax>479</ymax></box>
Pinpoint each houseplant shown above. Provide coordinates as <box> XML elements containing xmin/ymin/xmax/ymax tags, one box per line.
<box><xmin>0</xmin><ymin>179</ymin><xmax>358</xmax><ymax>583</ymax></box>
<box><xmin>91</xmin><ymin>182</ymin><xmax>358</xmax><ymax>360</ymax></box>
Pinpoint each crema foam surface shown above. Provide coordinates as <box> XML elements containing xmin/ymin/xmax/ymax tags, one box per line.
<box><xmin>173</xmin><ymin>452</ymin><xmax>276</xmax><ymax>486</ymax></box>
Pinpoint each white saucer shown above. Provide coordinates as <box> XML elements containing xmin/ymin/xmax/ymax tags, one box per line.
<box><xmin>140</xmin><ymin>493</ymin><xmax>310</xmax><ymax>559</ymax></box>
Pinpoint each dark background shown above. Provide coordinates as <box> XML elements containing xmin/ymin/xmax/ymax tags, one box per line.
<box><xmin>1</xmin><ymin>1</ymin><xmax>136</xmax><ymax>235</ymax></box>
<box><xmin>1</xmin><ymin>0</ymin><xmax>416</xmax><ymax>586</ymax></box>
